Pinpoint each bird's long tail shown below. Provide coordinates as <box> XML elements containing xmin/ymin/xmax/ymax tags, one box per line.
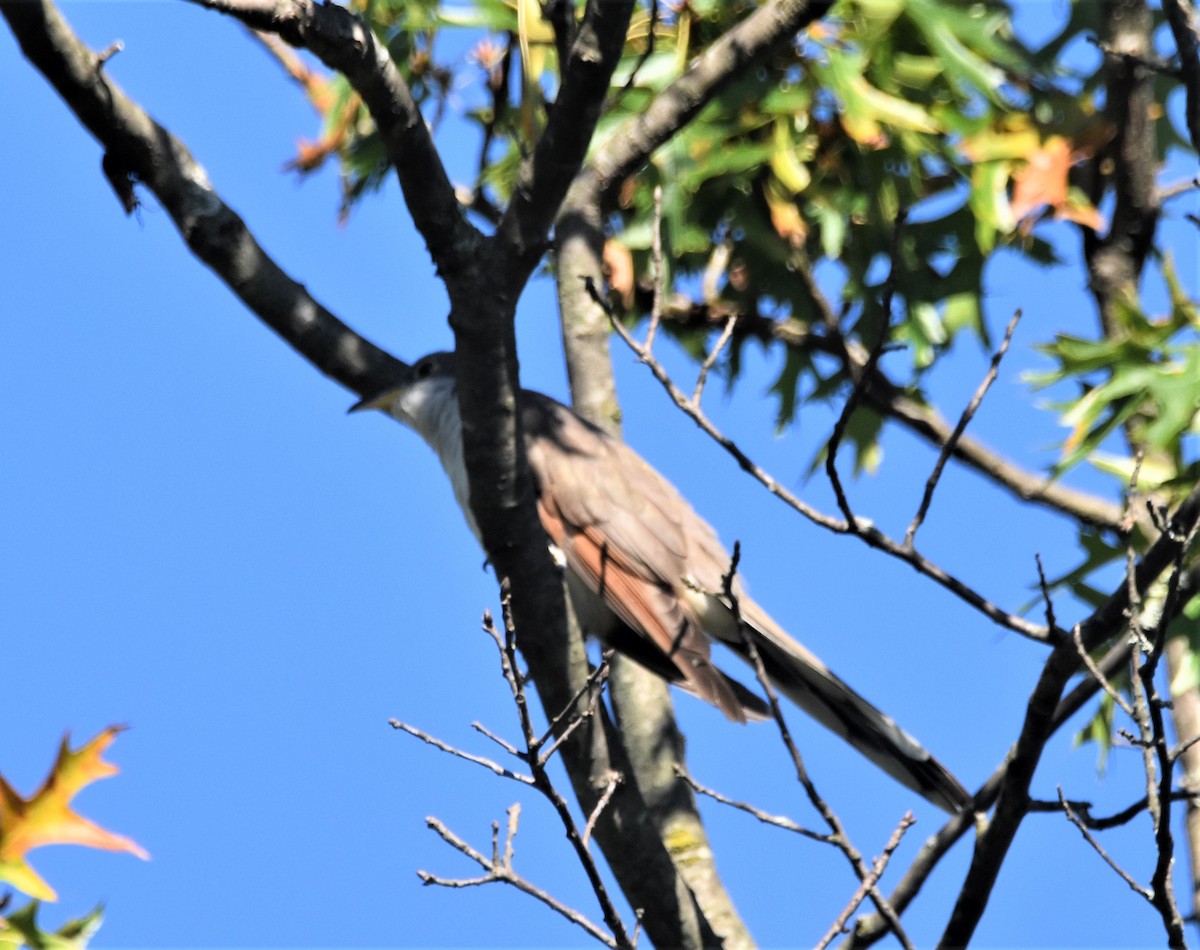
<box><xmin>725</xmin><ymin>601</ymin><xmax>971</xmax><ymax>814</ymax></box>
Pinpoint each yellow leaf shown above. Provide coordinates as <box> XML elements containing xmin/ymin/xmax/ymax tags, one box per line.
<box><xmin>770</xmin><ymin>118</ymin><xmax>811</xmax><ymax>194</ymax></box>
<box><xmin>763</xmin><ymin>177</ymin><xmax>807</xmax><ymax>246</ymax></box>
<box><xmin>0</xmin><ymin>727</ymin><xmax>148</xmax><ymax>901</ymax></box>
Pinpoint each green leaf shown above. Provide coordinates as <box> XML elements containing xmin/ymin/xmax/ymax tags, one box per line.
<box><xmin>0</xmin><ymin>901</ymin><xmax>104</xmax><ymax>950</ymax></box>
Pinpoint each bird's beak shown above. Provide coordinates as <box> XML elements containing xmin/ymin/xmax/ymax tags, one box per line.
<box><xmin>347</xmin><ymin>389</ymin><xmax>397</xmax><ymax>414</ymax></box>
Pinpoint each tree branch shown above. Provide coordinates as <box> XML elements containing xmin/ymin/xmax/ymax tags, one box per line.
<box><xmin>1164</xmin><ymin>0</ymin><xmax>1200</xmax><ymax>153</ymax></box>
<box><xmin>574</xmin><ymin>0</ymin><xmax>835</xmax><ymax>206</ymax></box>
<box><xmin>492</xmin><ymin>0</ymin><xmax>636</xmax><ymax>284</ymax></box>
<box><xmin>0</xmin><ymin>0</ymin><xmax>403</xmax><ymax>400</ymax></box>
<box><xmin>634</xmin><ymin>294</ymin><xmax>1125</xmax><ymax>532</ymax></box>
<box><xmin>188</xmin><ymin>0</ymin><xmax>482</xmax><ymax>277</ymax></box>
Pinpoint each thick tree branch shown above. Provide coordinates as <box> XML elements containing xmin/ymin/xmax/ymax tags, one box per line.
<box><xmin>189</xmin><ymin>0</ymin><xmax>482</xmax><ymax>278</ymax></box>
<box><xmin>575</xmin><ymin>0</ymin><xmax>835</xmax><ymax>205</ymax></box>
<box><xmin>0</xmin><ymin>0</ymin><xmax>403</xmax><ymax>399</ymax></box>
<box><xmin>2</xmin><ymin>5</ymin><xmax>720</xmax><ymax>945</ymax></box>
<box><xmin>938</xmin><ymin>484</ymin><xmax>1200</xmax><ymax>949</ymax></box>
<box><xmin>1164</xmin><ymin>0</ymin><xmax>1200</xmax><ymax>153</ymax></box>
<box><xmin>493</xmin><ymin>0</ymin><xmax>636</xmax><ymax>285</ymax></box>
<box><xmin>847</xmin><ymin>500</ymin><xmax>1200</xmax><ymax>949</ymax></box>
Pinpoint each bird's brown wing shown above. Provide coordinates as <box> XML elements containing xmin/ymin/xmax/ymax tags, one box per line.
<box><xmin>520</xmin><ymin>391</ymin><xmax>970</xmax><ymax>811</ymax></box>
<box><xmin>523</xmin><ymin>394</ymin><xmax>753</xmax><ymax>721</ymax></box>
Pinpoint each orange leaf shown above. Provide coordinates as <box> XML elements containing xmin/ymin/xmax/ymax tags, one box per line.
<box><xmin>1010</xmin><ymin>136</ymin><xmax>1107</xmax><ymax>233</ymax></box>
<box><xmin>0</xmin><ymin>727</ymin><xmax>148</xmax><ymax>901</ymax></box>
<box><xmin>603</xmin><ymin>239</ymin><xmax>635</xmax><ymax>309</ymax></box>
<box><xmin>1010</xmin><ymin>136</ymin><xmax>1070</xmax><ymax>222</ymax></box>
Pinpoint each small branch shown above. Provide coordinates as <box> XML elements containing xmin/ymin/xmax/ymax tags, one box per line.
<box><xmin>675</xmin><ymin>766</ymin><xmax>835</xmax><ymax>843</ymax></box>
<box><xmin>592</xmin><ymin>279</ymin><xmax>1049</xmax><ymax>642</ymax></box>
<box><xmin>188</xmin><ymin>0</ymin><xmax>481</xmax><ymax>277</ymax></box>
<box><xmin>581</xmin><ymin>771</ymin><xmax>623</xmax><ymax>849</ymax></box>
<box><xmin>471</xmin><ymin>720</ymin><xmax>523</xmax><ymax>759</ymax></box>
<box><xmin>389</xmin><ymin>719</ymin><xmax>534</xmax><ymax>785</ymax></box>
<box><xmin>1035</xmin><ymin>553</ymin><xmax>1063</xmax><ymax>638</ymax></box>
<box><xmin>904</xmin><ymin>309</ymin><xmax>1021</xmax><ymax>547</ymax></box>
<box><xmin>484</xmin><ymin>604</ymin><xmax>634</xmax><ymax>946</ymax></box>
<box><xmin>1166</xmin><ymin>0</ymin><xmax>1200</xmax><ymax>152</ymax></box>
<box><xmin>636</xmin><ymin>293</ymin><xmax>1123</xmax><ymax>531</ymax></box>
<box><xmin>0</xmin><ymin>0</ymin><xmax>405</xmax><ymax>401</ymax></box>
<box><xmin>692</xmin><ymin>315</ymin><xmax>738</xmax><ymax>405</ymax></box>
<box><xmin>418</xmin><ymin>814</ymin><xmax>622</xmax><ymax>948</ymax></box>
<box><xmin>1071</xmin><ymin>624</ymin><xmax>1136</xmax><ymax>717</ymax></box>
<box><xmin>826</xmin><ymin>209</ymin><xmax>907</xmax><ymax>531</ymax></box>
<box><xmin>721</xmin><ymin>545</ymin><xmax>915</xmax><ymax>950</ymax></box>
<box><xmin>576</xmin><ymin>0</ymin><xmax>835</xmax><ymax>207</ymax></box>
<box><xmin>1043</xmin><ymin>790</ymin><xmax>1200</xmax><ymax>830</ymax></box>
<box><xmin>644</xmin><ymin>185</ymin><xmax>665</xmax><ymax>354</ymax></box>
<box><xmin>540</xmin><ymin>651</ymin><xmax>613</xmax><ymax>749</ymax></box>
<box><xmin>1058</xmin><ymin>787</ymin><xmax>1154</xmax><ymax>900</ymax></box>
<box><xmin>1088</xmin><ymin>34</ymin><xmax>1182</xmax><ymax>77</ymax></box>
<box><xmin>817</xmin><ymin>813</ymin><xmax>916</xmax><ymax>950</ymax></box>
<box><xmin>1158</xmin><ymin>175</ymin><xmax>1200</xmax><ymax>202</ymax></box>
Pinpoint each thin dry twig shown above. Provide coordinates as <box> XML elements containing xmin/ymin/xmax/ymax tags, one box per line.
<box><xmin>1040</xmin><ymin>790</ymin><xmax>1200</xmax><ymax>829</ymax></box>
<box><xmin>826</xmin><ymin>209</ymin><xmax>907</xmax><ymax>530</ymax></box>
<box><xmin>675</xmin><ymin>766</ymin><xmax>834</xmax><ymax>843</ymax></box>
<box><xmin>816</xmin><ymin>813</ymin><xmax>917</xmax><ymax>950</ymax></box>
<box><xmin>418</xmin><ymin>812</ymin><xmax>621</xmax><ymax>948</ymax></box>
<box><xmin>591</xmin><ymin>277</ymin><xmax>1050</xmax><ymax>643</ymax></box>
<box><xmin>1058</xmin><ymin>787</ymin><xmax>1154</xmax><ymax>900</ymax></box>
<box><xmin>485</xmin><ymin>601</ymin><xmax>634</xmax><ymax>945</ymax></box>
<box><xmin>904</xmin><ymin>308</ymin><xmax>1022</xmax><ymax>547</ymax></box>
<box><xmin>721</xmin><ymin>544</ymin><xmax>916</xmax><ymax>950</ymax></box>
<box><xmin>1071</xmin><ymin>624</ymin><xmax>1136</xmax><ymax>717</ymax></box>
<box><xmin>692</xmin><ymin>314</ymin><xmax>738</xmax><ymax>404</ymax></box>
<box><xmin>395</xmin><ymin>604</ymin><xmax>632</xmax><ymax>947</ymax></box>
<box><xmin>389</xmin><ymin>719</ymin><xmax>533</xmax><ymax>784</ymax></box>
<box><xmin>1034</xmin><ymin>553</ymin><xmax>1064</xmax><ymax>639</ymax></box>
<box><xmin>644</xmin><ymin>185</ymin><xmax>665</xmax><ymax>354</ymax></box>
<box><xmin>582</xmin><ymin>771</ymin><xmax>623</xmax><ymax>848</ymax></box>
<box><xmin>472</xmin><ymin>719</ymin><xmax>523</xmax><ymax>758</ymax></box>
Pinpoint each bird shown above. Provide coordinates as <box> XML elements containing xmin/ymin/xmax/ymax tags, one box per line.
<box><xmin>352</xmin><ymin>351</ymin><xmax>971</xmax><ymax>813</ymax></box>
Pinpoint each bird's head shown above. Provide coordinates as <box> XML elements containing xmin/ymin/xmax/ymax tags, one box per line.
<box><xmin>348</xmin><ymin>351</ymin><xmax>458</xmax><ymax>430</ymax></box>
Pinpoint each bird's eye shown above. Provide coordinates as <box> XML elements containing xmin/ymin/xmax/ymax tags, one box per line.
<box><xmin>415</xmin><ymin>358</ymin><xmax>436</xmax><ymax>380</ymax></box>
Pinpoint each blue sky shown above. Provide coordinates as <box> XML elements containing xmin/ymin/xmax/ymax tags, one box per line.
<box><xmin>2</xmin><ymin>2</ymin><xmax>1197</xmax><ymax>947</ymax></box>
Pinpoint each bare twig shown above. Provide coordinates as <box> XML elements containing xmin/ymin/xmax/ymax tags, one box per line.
<box><xmin>630</xmin><ymin>291</ymin><xmax>1122</xmax><ymax>531</ymax></box>
<box><xmin>593</xmin><ymin>278</ymin><xmax>1050</xmax><ymax>642</ymax></box>
<box><xmin>817</xmin><ymin>813</ymin><xmax>916</xmax><ymax>950</ymax></box>
<box><xmin>1058</xmin><ymin>787</ymin><xmax>1154</xmax><ymax>900</ymax></box>
<box><xmin>826</xmin><ymin>209</ymin><xmax>907</xmax><ymax>531</ymax></box>
<box><xmin>1158</xmin><ymin>175</ymin><xmax>1200</xmax><ymax>202</ymax></box>
<box><xmin>1035</xmin><ymin>553</ymin><xmax>1063</xmax><ymax>637</ymax></box>
<box><xmin>389</xmin><ymin>719</ymin><xmax>533</xmax><ymax>785</ymax></box>
<box><xmin>675</xmin><ymin>766</ymin><xmax>834</xmax><ymax>843</ymax></box>
<box><xmin>904</xmin><ymin>308</ymin><xmax>1022</xmax><ymax>547</ymax></box>
<box><xmin>418</xmin><ymin>814</ymin><xmax>621</xmax><ymax>948</ymax></box>
<box><xmin>721</xmin><ymin>544</ymin><xmax>915</xmax><ymax>950</ymax></box>
<box><xmin>581</xmin><ymin>771</ymin><xmax>623</xmax><ymax>848</ymax></box>
<box><xmin>645</xmin><ymin>185</ymin><xmax>665</xmax><ymax>354</ymax></box>
<box><xmin>692</xmin><ymin>315</ymin><xmax>737</xmax><ymax>404</ymax></box>
<box><xmin>485</xmin><ymin>603</ymin><xmax>634</xmax><ymax>946</ymax></box>
<box><xmin>471</xmin><ymin>720</ymin><xmax>523</xmax><ymax>758</ymax></box>
<box><xmin>1071</xmin><ymin>624</ymin><xmax>1136</xmax><ymax>717</ymax></box>
<box><xmin>850</xmin><ymin>538</ymin><xmax>1200</xmax><ymax>948</ymax></box>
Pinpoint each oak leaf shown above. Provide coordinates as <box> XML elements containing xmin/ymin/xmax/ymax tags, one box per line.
<box><xmin>0</xmin><ymin>728</ymin><xmax>148</xmax><ymax>901</ymax></box>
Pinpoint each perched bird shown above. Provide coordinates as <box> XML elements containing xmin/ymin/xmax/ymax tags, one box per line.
<box><xmin>353</xmin><ymin>351</ymin><xmax>970</xmax><ymax>813</ymax></box>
